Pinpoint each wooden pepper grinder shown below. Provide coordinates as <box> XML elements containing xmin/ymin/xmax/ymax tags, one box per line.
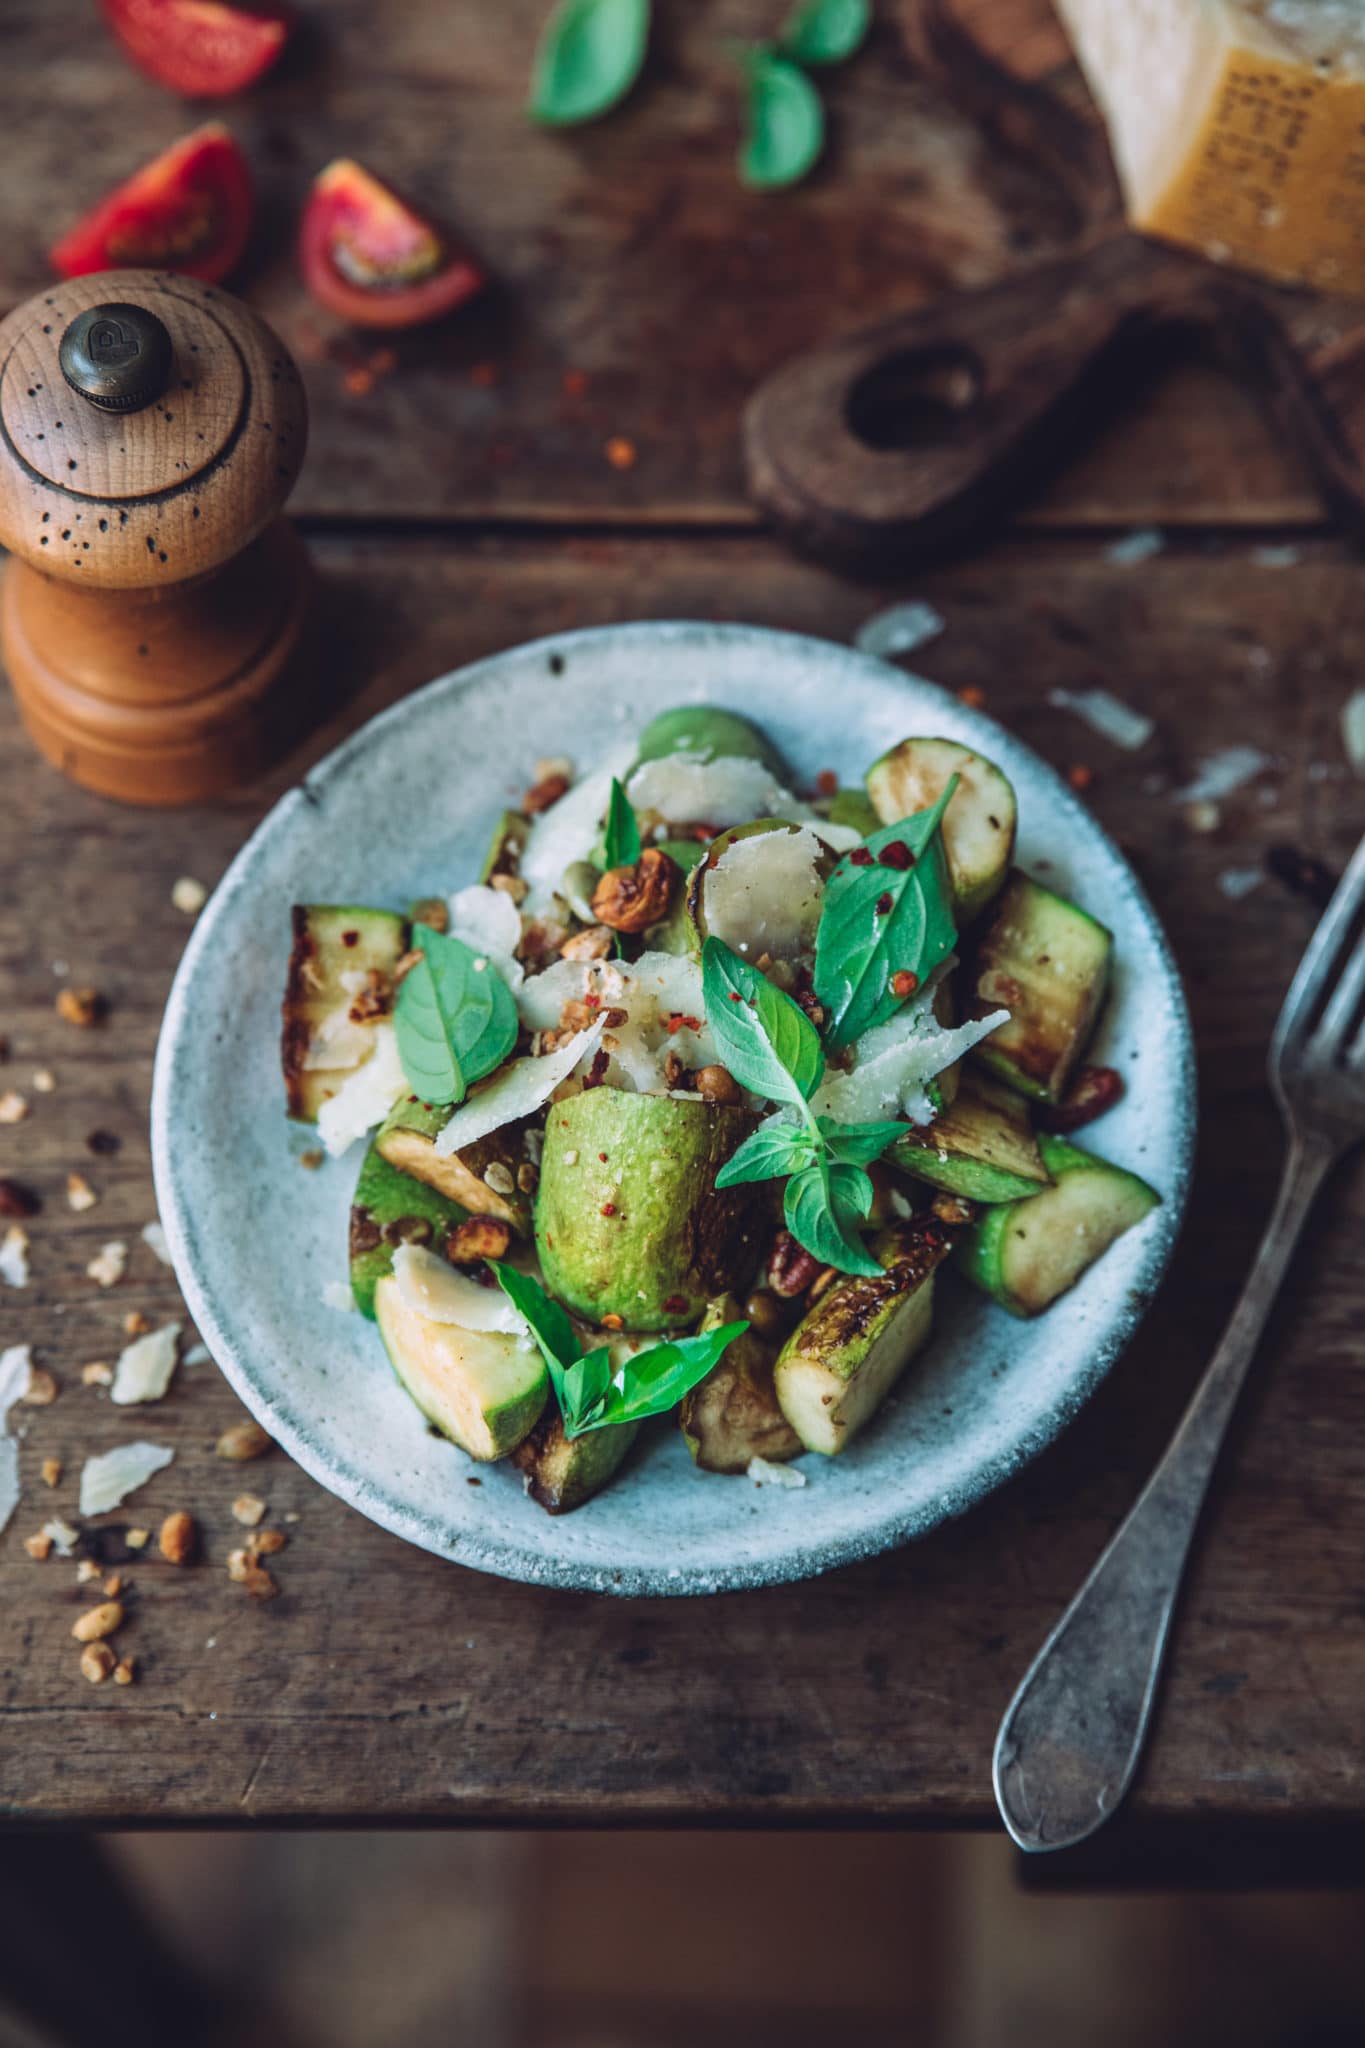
<box><xmin>0</xmin><ymin>268</ymin><xmax>312</xmax><ymax>803</ymax></box>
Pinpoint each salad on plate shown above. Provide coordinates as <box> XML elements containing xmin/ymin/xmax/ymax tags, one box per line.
<box><xmin>280</xmin><ymin>705</ymin><xmax>1159</xmax><ymax>1514</ymax></box>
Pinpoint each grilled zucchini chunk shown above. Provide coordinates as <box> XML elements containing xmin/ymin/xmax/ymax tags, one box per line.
<box><xmin>680</xmin><ymin>1294</ymin><xmax>802</xmax><ymax>1472</ymax></box>
<box><xmin>374</xmin><ymin>1271</ymin><xmax>548</xmax><ymax>1461</ymax></box>
<box><xmin>960</xmin><ymin>1133</ymin><xmax>1159</xmax><ymax>1317</ymax></box>
<box><xmin>890</xmin><ymin>1069</ymin><xmax>1052</xmax><ymax>1206</ymax></box>
<box><xmin>964</xmin><ymin>870</ymin><xmax>1112</xmax><ymax>1105</ymax></box>
<box><xmin>375</xmin><ymin>1100</ymin><xmax>533</xmax><ymax>1235</ymax></box>
<box><xmin>866</xmin><ymin>738</ymin><xmax>1016</xmax><ymax>923</ymax></box>
<box><xmin>774</xmin><ymin>1222</ymin><xmax>952</xmax><ymax>1456</ymax></box>
<box><xmin>512</xmin><ymin>1404</ymin><xmax>640</xmax><ymax>1513</ymax></box>
<box><xmin>349</xmin><ymin>1141</ymin><xmax>470</xmax><ymax>1320</ymax></box>
<box><xmin>282</xmin><ymin>905</ymin><xmax>408</xmax><ymax>1121</ymax></box>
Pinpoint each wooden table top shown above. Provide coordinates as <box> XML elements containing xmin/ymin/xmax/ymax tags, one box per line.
<box><xmin>2</xmin><ymin>0</ymin><xmax>1362</xmax><ymax>1832</ymax></box>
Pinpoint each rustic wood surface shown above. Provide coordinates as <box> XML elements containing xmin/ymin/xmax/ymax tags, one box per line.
<box><xmin>1</xmin><ymin>0</ymin><xmax>1364</xmax><ymax>1829</ymax></box>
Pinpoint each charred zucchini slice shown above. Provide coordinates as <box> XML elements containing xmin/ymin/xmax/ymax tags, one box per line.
<box><xmin>373</xmin><ymin>1273</ymin><xmax>548</xmax><ymax>1461</ymax></box>
<box><xmin>964</xmin><ymin>870</ymin><xmax>1112</xmax><ymax>1105</ymax></box>
<box><xmin>890</xmin><ymin>1069</ymin><xmax>1051</xmax><ymax>1205</ymax></box>
<box><xmin>865</xmin><ymin>737</ymin><xmax>1016</xmax><ymax>923</ymax></box>
<box><xmin>511</xmin><ymin>1403</ymin><xmax>640</xmax><ymax>1513</ymax></box>
<box><xmin>959</xmin><ymin>1133</ymin><xmax>1159</xmax><ymax>1317</ymax></box>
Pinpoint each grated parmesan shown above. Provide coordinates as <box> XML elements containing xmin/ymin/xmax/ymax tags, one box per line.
<box><xmin>748</xmin><ymin>1456</ymin><xmax>807</xmax><ymax>1488</ymax></box>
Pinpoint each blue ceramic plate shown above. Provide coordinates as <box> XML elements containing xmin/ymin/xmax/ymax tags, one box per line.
<box><xmin>152</xmin><ymin>624</ymin><xmax>1193</xmax><ymax>1595</ymax></box>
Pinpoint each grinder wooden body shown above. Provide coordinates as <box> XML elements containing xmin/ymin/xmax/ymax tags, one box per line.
<box><xmin>0</xmin><ymin>270</ymin><xmax>311</xmax><ymax>804</ymax></box>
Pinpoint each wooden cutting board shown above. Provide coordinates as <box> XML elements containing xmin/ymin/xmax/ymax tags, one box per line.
<box><xmin>745</xmin><ymin>0</ymin><xmax>1365</xmax><ymax>567</ymax></box>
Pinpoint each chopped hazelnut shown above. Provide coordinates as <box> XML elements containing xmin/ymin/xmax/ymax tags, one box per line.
<box><xmin>113</xmin><ymin>1657</ymin><xmax>137</xmax><ymax>1686</ymax></box>
<box><xmin>930</xmin><ymin>1191</ymin><xmax>977</xmax><ymax>1227</ymax></box>
<box><xmin>122</xmin><ymin>1310</ymin><xmax>151</xmax><ymax>1337</ymax></box>
<box><xmin>86</xmin><ymin>1241</ymin><xmax>128</xmax><ymax>1289</ymax></box>
<box><xmin>248</xmin><ymin>1527</ymin><xmax>287</xmax><ymax>1556</ymax></box>
<box><xmin>81</xmin><ymin>1642</ymin><xmax>117</xmax><ymax>1685</ymax></box>
<box><xmin>23</xmin><ymin>1532</ymin><xmax>53</xmax><ymax>1561</ymax></box>
<box><xmin>159</xmin><ymin>1511</ymin><xmax>197</xmax><ymax>1565</ymax></box>
<box><xmin>298</xmin><ymin>1149</ymin><xmax>324</xmax><ymax>1171</ymax></box>
<box><xmin>446</xmin><ymin>1217</ymin><xmax>512</xmax><ymax>1264</ymax></box>
<box><xmin>40</xmin><ymin>1457</ymin><xmax>62</xmax><ymax>1489</ymax></box>
<box><xmin>560</xmin><ymin>926</ymin><xmax>614</xmax><ymax>962</ymax></box>
<box><xmin>524</xmin><ymin>772</ymin><xmax>571</xmax><ymax>815</ymax></box>
<box><xmin>482</xmin><ymin>1161</ymin><xmax>516</xmax><ymax>1196</ymax></box>
<box><xmin>171</xmin><ymin>876</ymin><xmax>208</xmax><ymax>915</ymax></box>
<box><xmin>695</xmin><ymin>1064</ymin><xmax>742</xmax><ymax>1106</ymax></box>
<box><xmin>591</xmin><ymin>849</ymin><xmax>679</xmax><ymax>934</ymax></box>
<box><xmin>0</xmin><ymin>1091</ymin><xmax>28</xmax><ymax>1125</ymax></box>
<box><xmin>124</xmin><ymin>1528</ymin><xmax>150</xmax><ymax>1551</ymax></box>
<box><xmin>72</xmin><ymin>1601</ymin><xmax>123</xmax><ymax>1643</ymax></box>
<box><xmin>22</xmin><ymin>1368</ymin><xmax>59</xmax><ymax>1407</ymax></box>
<box><xmin>76</xmin><ymin>1559</ymin><xmax>102</xmax><ymax>1584</ymax></box>
<box><xmin>56</xmin><ymin>986</ymin><xmax>106</xmax><ymax>1028</ymax></box>
<box><xmin>489</xmin><ymin>872</ymin><xmax>528</xmax><ymax>904</ymax></box>
<box><xmin>31</xmin><ymin>1069</ymin><xmax>56</xmax><ymax>1094</ymax></box>
<box><xmin>82</xmin><ymin>1361</ymin><xmax>113</xmax><ymax>1387</ymax></box>
<box><xmin>228</xmin><ymin>1550</ymin><xmax>278</xmax><ymax>1598</ymax></box>
<box><xmin>66</xmin><ymin>1173</ymin><xmax>98</xmax><ymax>1212</ymax></box>
<box><xmin>216</xmin><ymin>1421</ymin><xmax>272</xmax><ymax>1462</ymax></box>
<box><xmin>103</xmin><ymin>1574</ymin><xmax>123</xmax><ymax>1599</ymax></box>
<box><xmin>516</xmin><ymin>1161</ymin><xmax>539</xmax><ymax>1194</ymax></box>
<box><xmin>232</xmin><ymin>1494</ymin><xmax>267</xmax><ymax>1528</ymax></box>
<box><xmin>409</xmin><ymin>897</ymin><xmax>449</xmax><ymax>933</ymax></box>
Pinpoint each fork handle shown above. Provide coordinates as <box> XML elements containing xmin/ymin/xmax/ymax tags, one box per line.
<box><xmin>993</xmin><ymin>1134</ymin><xmax>1334</xmax><ymax>1852</ymax></box>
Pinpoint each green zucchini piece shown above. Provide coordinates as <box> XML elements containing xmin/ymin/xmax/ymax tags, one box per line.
<box><xmin>890</xmin><ymin>1069</ymin><xmax>1052</xmax><ymax>1205</ymax></box>
<box><xmin>865</xmin><ymin>737</ymin><xmax>1017</xmax><ymax>923</ymax></box>
<box><xmin>960</xmin><ymin>1133</ymin><xmax>1160</xmax><ymax>1318</ymax></box>
<box><xmin>349</xmin><ymin>1140</ymin><xmax>470</xmax><ymax>1321</ymax></box>
<box><xmin>282</xmin><ymin>904</ymin><xmax>408</xmax><ymax>1122</ymax></box>
<box><xmin>374</xmin><ymin>1273</ymin><xmax>549</xmax><ymax>1460</ymax></box>
<box><xmin>376</xmin><ymin>1100</ymin><xmax>532</xmax><ymax>1235</ymax></box>
<box><xmin>633</xmin><ymin>705</ymin><xmax>787</xmax><ymax>778</ymax></box>
<box><xmin>535</xmin><ymin>1089</ymin><xmax>766</xmax><ymax>1330</ymax></box>
<box><xmin>480</xmin><ymin>810</ymin><xmax>531</xmax><ymax>886</ymax></box>
<box><xmin>680</xmin><ymin>1294</ymin><xmax>802</xmax><ymax>1472</ymax></box>
<box><xmin>774</xmin><ymin>1222</ymin><xmax>952</xmax><ymax>1456</ymax></box>
<box><xmin>511</xmin><ymin>1402</ymin><xmax>640</xmax><ymax>1513</ymax></box>
<box><xmin>823</xmin><ymin>787</ymin><xmax>879</xmax><ymax>837</ymax></box>
<box><xmin>965</xmin><ymin>870</ymin><xmax>1112</xmax><ymax>1105</ymax></box>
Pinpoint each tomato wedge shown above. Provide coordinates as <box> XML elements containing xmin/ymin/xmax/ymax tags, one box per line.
<box><xmin>299</xmin><ymin>160</ymin><xmax>486</xmax><ymax>331</ymax></box>
<box><xmin>98</xmin><ymin>0</ymin><xmax>290</xmax><ymax>98</ymax></box>
<box><xmin>50</xmin><ymin>125</ymin><xmax>253</xmax><ymax>286</ymax></box>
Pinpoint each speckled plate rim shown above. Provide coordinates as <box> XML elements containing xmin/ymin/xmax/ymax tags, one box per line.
<box><xmin>152</xmin><ymin>622</ymin><xmax>1195</xmax><ymax>1597</ymax></box>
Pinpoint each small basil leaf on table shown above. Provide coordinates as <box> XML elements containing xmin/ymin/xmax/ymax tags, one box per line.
<box><xmin>394</xmin><ymin>923</ymin><xmax>519</xmax><ymax>1106</ymax></box>
<box><xmin>813</xmin><ymin>778</ymin><xmax>959</xmax><ymax>1050</ymax></box>
<box><xmin>702</xmin><ymin>936</ymin><xmax>825</xmax><ymax>1105</ymax></box>
<box><xmin>529</xmin><ymin>0</ymin><xmax>651</xmax><ymax>126</ymax></box>
<box><xmin>714</xmin><ymin>1113</ymin><xmax>816</xmax><ymax>1189</ymax></box>
<box><xmin>603</xmin><ymin>776</ymin><xmax>642</xmax><ymax>869</ymax></box>
<box><xmin>739</xmin><ymin>50</ymin><xmax>825</xmax><ymax>190</ymax></box>
<box><xmin>780</xmin><ymin>0</ymin><xmax>871</xmax><ymax>66</ymax></box>
<box><xmin>783</xmin><ymin>1156</ymin><xmax>885</xmax><ymax>1279</ymax></box>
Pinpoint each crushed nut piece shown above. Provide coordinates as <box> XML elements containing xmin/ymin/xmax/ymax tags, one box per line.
<box><xmin>122</xmin><ymin>1310</ymin><xmax>151</xmax><ymax>1338</ymax></box>
<box><xmin>23</xmin><ymin>1531</ymin><xmax>53</xmax><ymax>1561</ymax></box>
<box><xmin>446</xmin><ymin>1216</ymin><xmax>512</xmax><ymax>1264</ymax></box>
<box><xmin>31</xmin><ymin>1069</ymin><xmax>55</xmax><ymax>1094</ymax></box>
<box><xmin>600</xmin><ymin>1312</ymin><xmax>624</xmax><ymax>1331</ymax></box>
<box><xmin>482</xmin><ymin>1161</ymin><xmax>515</xmax><ymax>1196</ymax></box>
<box><xmin>809</xmin><ymin>1266</ymin><xmax>839</xmax><ymax>1302</ymax></box>
<box><xmin>768</xmin><ymin>1232</ymin><xmax>821</xmax><ymax>1300</ymax></box>
<box><xmin>232</xmin><ymin>1494</ymin><xmax>267</xmax><ymax>1528</ymax></box>
<box><xmin>298</xmin><ymin>1149</ymin><xmax>324</xmax><ymax>1171</ymax></box>
<box><xmin>113</xmin><ymin>1656</ymin><xmax>137</xmax><ymax>1686</ymax></box>
<box><xmin>72</xmin><ymin>1600</ymin><xmax>123</xmax><ymax>1643</ymax></box>
<box><xmin>534</xmin><ymin>755</ymin><xmax>573</xmax><ymax>784</ymax></box>
<box><xmin>82</xmin><ymin>1361</ymin><xmax>113</xmax><ymax>1387</ymax></box>
<box><xmin>227</xmin><ymin>1547</ymin><xmax>251</xmax><ymax>1581</ymax></box>
<box><xmin>0</xmin><ymin>1091</ymin><xmax>28</xmax><ymax>1125</ymax></box>
<box><xmin>228</xmin><ymin>1549</ymin><xmax>278</xmax><ymax>1597</ymax></box>
<box><xmin>516</xmin><ymin>1161</ymin><xmax>539</xmax><ymax>1194</ymax></box>
<box><xmin>81</xmin><ymin>1642</ymin><xmax>117</xmax><ymax>1684</ymax></box>
<box><xmin>489</xmin><ymin>872</ymin><xmax>528</xmax><ymax>903</ymax></box>
<box><xmin>103</xmin><ymin>1573</ymin><xmax>123</xmax><ymax>1598</ymax></box>
<box><xmin>560</xmin><ymin>925</ymin><xmax>614</xmax><ymax>962</ymax></box>
<box><xmin>66</xmin><ymin>1173</ymin><xmax>98</xmax><ymax>1212</ymax></box>
<box><xmin>40</xmin><ymin>1457</ymin><xmax>62</xmax><ymax>1489</ymax></box>
<box><xmin>159</xmin><ymin>1510</ymin><xmax>197</xmax><ymax>1565</ymax></box>
<box><xmin>22</xmin><ymin>1367</ymin><xmax>58</xmax><ymax>1407</ymax></box>
<box><xmin>930</xmin><ymin>1190</ymin><xmax>977</xmax><ymax>1226</ymax></box>
<box><xmin>0</xmin><ymin>1178</ymin><xmax>40</xmax><ymax>1218</ymax></box>
<box><xmin>591</xmin><ymin>849</ymin><xmax>680</xmax><ymax>934</ymax></box>
<box><xmin>86</xmin><ymin>1241</ymin><xmax>128</xmax><ymax>1289</ymax></box>
<box><xmin>171</xmin><ymin>876</ymin><xmax>208</xmax><ymax>915</ymax></box>
<box><xmin>216</xmin><ymin>1421</ymin><xmax>272</xmax><ymax>1462</ymax></box>
<box><xmin>524</xmin><ymin>772</ymin><xmax>570</xmax><ymax>815</ymax></box>
<box><xmin>56</xmin><ymin>987</ymin><xmax>106</xmax><ymax>1028</ymax></box>
<box><xmin>76</xmin><ymin>1559</ymin><xmax>102</xmax><ymax>1584</ymax></box>
<box><xmin>125</xmin><ymin>1528</ymin><xmax>150</xmax><ymax>1550</ymax></box>
<box><xmin>695</xmin><ymin>1064</ymin><xmax>741</xmax><ymax>1106</ymax></box>
<box><xmin>248</xmin><ymin>1527</ymin><xmax>287</xmax><ymax>1556</ymax></box>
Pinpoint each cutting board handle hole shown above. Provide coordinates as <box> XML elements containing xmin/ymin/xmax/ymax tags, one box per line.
<box><xmin>844</xmin><ymin>343</ymin><xmax>983</xmax><ymax>451</ymax></box>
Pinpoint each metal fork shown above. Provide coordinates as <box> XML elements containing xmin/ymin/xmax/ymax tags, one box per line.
<box><xmin>994</xmin><ymin>830</ymin><xmax>1365</xmax><ymax>1852</ymax></box>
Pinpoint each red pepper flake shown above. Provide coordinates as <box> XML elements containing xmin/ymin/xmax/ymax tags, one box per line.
<box><xmin>597</xmin><ymin>1152</ymin><xmax>608</xmax><ymax>1162</ymax></box>
<box><xmin>689</xmin><ymin>822</ymin><xmax>719</xmax><ymax>843</ymax></box>
<box><xmin>848</xmin><ymin>847</ymin><xmax>874</xmax><ymax>867</ymax></box>
<box><xmin>878</xmin><ymin>840</ymin><xmax>913</xmax><ymax>870</ymax></box>
<box><xmin>584</xmin><ymin>991</ymin><xmax>601</xmax><ymax>1009</ymax></box>
<box><xmin>1039</xmin><ymin>1064</ymin><xmax>1124</xmax><ymax>1132</ymax></box>
<box><xmin>605</xmin><ymin>436</ymin><xmax>637</xmax><ymax>470</ymax></box>
<box><xmin>815</xmin><ymin>768</ymin><xmax>838</xmax><ymax>797</ymax></box>
<box><xmin>875</xmin><ymin>891</ymin><xmax>893</xmax><ymax>915</ymax></box>
<box><xmin>728</xmin><ymin>992</ymin><xmax>744</xmax><ymax>1002</ymax></box>
<box><xmin>600</xmin><ymin>1202</ymin><xmax>617</xmax><ymax>1217</ymax></box>
<box><xmin>470</xmin><ymin>361</ymin><xmax>499</xmax><ymax>388</ymax></box>
<box><xmin>661</xmin><ymin>1294</ymin><xmax>688</xmax><ymax>1315</ymax></box>
<box><xmin>562</xmin><ymin>369</ymin><xmax>589</xmax><ymax>398</ymax></box>
<box><xmin>1068</xmin><ymin>763</ymin><xmax>1094</xmax><ymax>791</ymax></box>
<box><xmin>666</xmin><ymin>1012</ymin><xmax>702</xmax><ymax>1034</ymax></box>
<box><xmin>890</xmin><ymin>970</ymin><xmax>919</xmax><ymax>999</ymax></box>
<box><xmin>342</xmin><ymin>367</ymin><xmax>376</xmax><ymax>397</ymax></box>
<box><xmin>957</xmin><ymin>685</ymin><xmax>986</xmax><ymax>708</ymax></box>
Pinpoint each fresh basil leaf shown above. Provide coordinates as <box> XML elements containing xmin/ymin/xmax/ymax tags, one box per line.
<box><xmin>493</xmin><ymin>1264</ymin><xmax>582</xmax><ymax>1421</ymax></box>
<box><xmin>714</xmin><ymin>1114</ymin><xmax>816</xmax><ymax>1189</ymax></box>
<box><xmin>394</xmin><ymin>923</ymin><xmax>519</xmax><ymax>1107</ymax></box>
<box><xmin>813</xmin><ymin>780</ymin><xmax>959</xmax><ymax>1050</ymax></box>
<box><xmin>780</xmin><ymin>0</ymin><xmax>871</xmax><ymax>66</ymax></box>
<box><xmin>570</xmin><ymin>1320</ymin><xmax>750</xmax><ymax>1436</ymax></box>
<box><xmin>562</xmin><ymin>1341</ymin><xmax>615</xmax><ymax>1430</ymax></box>
<box><xmin>603</xmin><ymin>776</ymin><xmax>642</xmax><ymax>870</ymax></box>
<box><xmin>739</xmin><ymin>50</ymin><xmax>825</xmax><ymax>190</ymax></box>
<box><xmin>783</xmin><ymin>1158</ymin><xmax>884</xmax><ymax>1278</ymax></box>
<box><xmin>702</xmin><ymin>937</ymin><xmax>825</xmax><ymax>1106</ymax></box>
<box><xmin>818</xmin><ymin>1116</ymin><xmax>906</xmax><ymax>1167</ymax></box>
<box><xmin>529</xmin><ymin>0</ymin><xmax>651</xmax><ymax>126</ymax></box>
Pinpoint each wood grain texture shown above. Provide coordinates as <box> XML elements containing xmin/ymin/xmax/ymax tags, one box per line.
<box><xmin>0</xmin><ymin>0</ymin><xmax>1337</xmax><ymax>533</ymax></box>
<box><xmin>1</xmin><ymin>530</ymin><xmax>1362</xmax><ymax>1827</ymax></box>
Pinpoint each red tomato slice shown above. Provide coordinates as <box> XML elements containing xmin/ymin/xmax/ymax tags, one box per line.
<box><xmin>50</xmin><ymin>125</ymin><xmax>253</xmax><ymax>286</ymax></box>
<box><xmin>98</xmin><ymin>0</ymin><xmax>289</xmax><ymax>98</ymax></box>
<box><xmin>299</xmin><ymin>160</ymin><xmax>486</xmax><ymax>331</ymax></box>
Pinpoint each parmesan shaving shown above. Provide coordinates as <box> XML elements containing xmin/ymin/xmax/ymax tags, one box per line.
<box><xmin>79</xmin><ymin>1441</ymin><xmax>175</xmax><ymax>1517</ymax></box>
<box><xmin>317</xmin><ymin>1022</ymin><xmax>407</xmax><ymax>1158</ymax></box>
<box><xmin>392</xmin><ymin>1243</ymin><xmax>530</xmax><ymax>1333</ymax></box>
<box><xmin>432</xmin><ymin>1022</ymin><xmax>605</xmax><ymax>1155</ymax></box>
<box><xmin>748</xmin><ymin>1455</ymin><xmax>807</xmax><ymax>1488</ymax></box>
<box><xmin>0</xmin><ymin>1345</ymin><xmax>33</xmax><ymax>1539</ymax></box>
<box><xmin>446</xmin><ymin>885</ymin><xmax>525</xmax><ymax>992</ymax></box>
<box><xmin>853</xmin><ymin>601</ymin><xmax>945</xmax><ymax>661</ymax></box>
<box><xmin>42</xmin><ymin>1517</ymin><xmax>80</xmax><ymax>1557</ymax></box>
<box><xmin>141</xmin><ymin>1220</ymin><xmax>173</xmax><ymax>1266</ymax></box>
<box><xmin>111</xmin><ymin>1322</ymin><xmax>183</xmax><ymax>1405</ymax></box>
<box><xmin>0</xmin><ymin>1225</ymin><xmax>30</xmax><ymax>1289</ymax></box>
<box><xmin>626</xmin><ymin>753</ymin><xmax>798</xmax><ymax>831</ymax></box>
<box><xmin>701</xmin><ymin>826</ymin><xmax>825</xmax><ymax>962</ymax></box>
<box><xmin>814</xmin><ymin>1000</ymin><xmax>1010</xmax><ymax>1126</ymax></box>
<box><xmin>1048</xmin><ymin>687</ymin><xmax>1155</xmax><ymax>752</ymax></box>
<box><xmin>521</xmin><ymin>754</ymin><xmax>632</xmax><ymax>914</ymax></box>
